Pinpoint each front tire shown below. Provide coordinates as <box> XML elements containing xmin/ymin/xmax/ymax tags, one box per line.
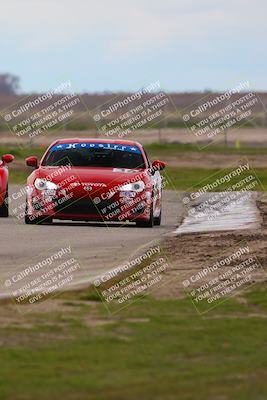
<box><xmin>25</xmin><ymin>212</ymin><xmax>41</xmax><ymax>225</ymax></box>
<box><xmin>24</xmin><ymin>202</ymin><xmax>49</xmax><ymax>225</ymax></box>
<box><xmin>136</xmin><ymin>202</ymin><xmax>154</xmax><ymax>228</ymax></box>
<box><xmin>154</xmin><ymin>210</ymin><xmax>161</xmax><ymax>226</ymax></box>
<box><xmin>0</xmin><ymin>188</ymin><xmax>9</xmax><ymax>218</ymax></box>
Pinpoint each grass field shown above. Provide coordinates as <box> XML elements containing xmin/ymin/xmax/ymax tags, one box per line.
<box><xmin>163</xmin><ymin>167</ymin><xmax>267</xmax><ymax>191</ymax></box>
<box><xmin>1</xmin><ymin>285</ymin><xmax>267</xmax><ymax>400</ymax></box>
<box><xmin>2</xmin><ymin>142</ymin><xmax>267</xmax><ymax>399</ymax></box>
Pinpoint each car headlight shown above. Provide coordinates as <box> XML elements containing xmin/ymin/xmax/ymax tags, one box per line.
<box><xmin>119</xmin><ymin>181</ymin><xmax>145</xmax><ymax>193</ymax></box>
<box><xmin>34</xmin><ymin>178</ymin><xmax>58</xmax><ymax>191</ymax></box>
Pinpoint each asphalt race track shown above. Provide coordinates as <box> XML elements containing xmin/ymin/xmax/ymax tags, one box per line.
<box><xmin>0</xmin><ymin>187</ymin><xmax>183</xmax><ymax>298</ymax></box>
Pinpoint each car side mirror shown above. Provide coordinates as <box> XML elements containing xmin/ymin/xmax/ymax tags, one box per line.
<box><xmin>2</xmin><ymin>154</ymin><xmax>14</xmax><ymax>164</ymax></box>
<box><xmin>152</xmin><ymin>160</ymin><xmax>166</xmax><ymax>172</ymax></box>
<box><xmin>26</xmin><ymin>156</ymin><xmax>39</xmax><ymax>168</ymax></box>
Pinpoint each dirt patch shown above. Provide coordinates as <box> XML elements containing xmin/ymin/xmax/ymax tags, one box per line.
<box><xmin>155</xmin><ymin>198</ymin><xmax>267</xmax><ymax>300</ymax></box>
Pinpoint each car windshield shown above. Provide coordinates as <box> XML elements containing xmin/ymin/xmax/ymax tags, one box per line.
<box><xmin>42</xmin><ymin>143</ymin><xmax>146</xmax><ymax>169</ymax></box>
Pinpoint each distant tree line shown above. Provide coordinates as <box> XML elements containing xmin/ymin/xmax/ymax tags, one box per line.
<box><xmin>0</xmin><ymin>73</ymin><xmax>19</xmax><ymax>95</ymax></box>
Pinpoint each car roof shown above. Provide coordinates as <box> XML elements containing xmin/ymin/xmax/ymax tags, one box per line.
<box><xmin>52</xmin><ymin>138</ymin><xmax>143</xmax><ymax>147</ymax></box>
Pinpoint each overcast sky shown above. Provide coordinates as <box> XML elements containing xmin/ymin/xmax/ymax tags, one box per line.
<box><xmin>0</xmin><ymin>0</ymin><xmax>265</xmax><ymax>93</ymax></box>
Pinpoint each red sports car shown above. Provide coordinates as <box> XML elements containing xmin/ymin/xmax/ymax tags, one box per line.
<box><xmin>25</xmin><ymin>139</ymin><xmax>166</xmax><ymax>227</ymax></box>
<box><xmin>0</xmin><ymin>154</ymin><xmax>14</xmax><ymax>217</ymax></box>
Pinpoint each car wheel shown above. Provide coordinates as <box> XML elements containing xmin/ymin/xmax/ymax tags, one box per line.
<box><xmin>0</xmin><ymin>187</ymin><xmax>9</xmax><ymax>218</ymax></box>
<box><xmin>24</xmin><ymin>202</ymin><xmax>42</xmax><ymax>225</ymax></box>
<box><xmin>154</xmin><ymin>210</ymin><xmax>161</xmax><ymax>226</ymax></box>
<box><xmin>25</xmin><ymin>214</ymin><xmax>40</xmax><ymax>225</ymax></box>
<box><xmin>136</xmin><ymin>202</ymin><xmax>154</xmax><ymax>228</ymax></box>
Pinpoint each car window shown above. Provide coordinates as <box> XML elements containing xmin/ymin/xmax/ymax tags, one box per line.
<box><xmin>42</xmin><ymin>143</ymin><xmax>146</xmax><ymax>169</ymax></box>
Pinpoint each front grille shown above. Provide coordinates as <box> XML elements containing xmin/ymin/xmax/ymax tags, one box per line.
<box><xmin>55</xmin><ymin>198</ymin><xmax>114</xmax><ymax>215</ymax></box>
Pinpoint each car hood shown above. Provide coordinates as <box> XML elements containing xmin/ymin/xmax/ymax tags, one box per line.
<box><xmin>37</xmin><ymin>166</ymin><xmax>148</xmax><ymax>187</ymax></box>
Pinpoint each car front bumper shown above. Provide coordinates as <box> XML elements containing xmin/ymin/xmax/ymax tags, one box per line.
<box><xmin>26</xmin><ymin>189</ymin><xmax>152</xmax><ymax>223</ymax></box>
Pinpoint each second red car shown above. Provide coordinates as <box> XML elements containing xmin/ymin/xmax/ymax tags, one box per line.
<box><xmin>0</xmin><ymin>154</ymin><xmax>14</xmax><ymax>217</ymax></box>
